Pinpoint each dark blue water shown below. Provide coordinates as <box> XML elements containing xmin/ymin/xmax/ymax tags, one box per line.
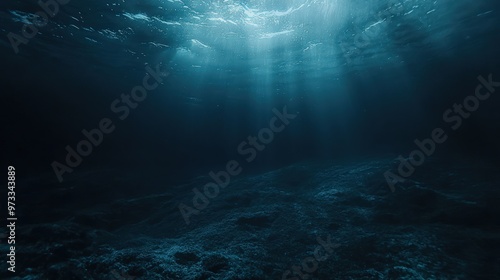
<box><xmin>1</xmin><ymin>0</ymin><xmax>500</xmax><ymax>279</ymax></box>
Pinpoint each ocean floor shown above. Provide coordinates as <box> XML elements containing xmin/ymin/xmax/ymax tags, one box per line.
<box><xmin>4</xmin><ymin>157</ymin><xmax>500</xmax><ymax>279</ymax></box>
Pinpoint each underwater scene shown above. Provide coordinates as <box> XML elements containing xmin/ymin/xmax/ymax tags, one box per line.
<box><xmin>1</xmin><ymin>0</ymin><xmax>500</xmax><ymax>279</ymax></box>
